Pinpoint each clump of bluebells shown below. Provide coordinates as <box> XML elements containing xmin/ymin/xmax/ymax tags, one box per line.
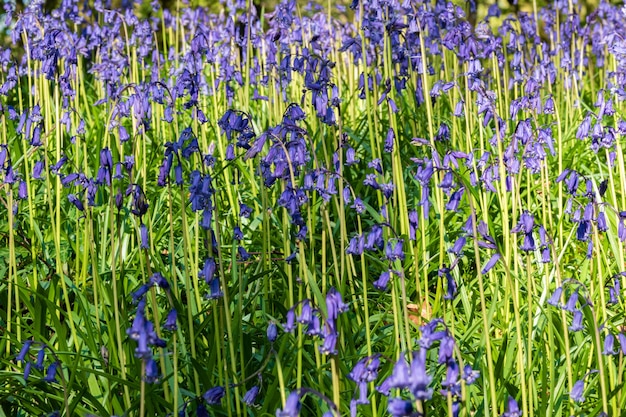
<box><xmin>3</xmin><ymin>0</ymin><xmax>626</xmax><ymax>416</ymax></box>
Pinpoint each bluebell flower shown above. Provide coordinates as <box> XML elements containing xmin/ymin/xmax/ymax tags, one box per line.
<box><xmin>32</xmin><ymin>160</ymin><xmax>45</xmax><ymax>180</ymax></box>
<box><xmin>440</xmin><ymin>267</ymin><xmax>457</xmax><ymax>300</ymax></box>
<box><xmin>569</xmin><ymin>310</ymin><xmax>584</xmax><ymax>332</ymax></box>
<box><xmin>207</xmin><ymin>278</ymin><xmax>223</xmax><ymax>300</ymax></box>
<box><xmin>481</xmin><ymin>253</ymin><xmax>500</xmax><ymax>274</ymax></box>
<box><xmin>603</xmin><ymin>333</ymin><xmax>617</xmax><ymax>355</ymax></box>
<box><xmin>276</xmin><ymin>391</ymin><xmax>301</xmax><ymax>417</ymax></box>
<box><xmin>145</xmin><ymin>358</ymin><xmax>159</xmax><ymax>383</ymax></box>
<box><xmin>35</xmin><ymin>347</ymin><xmax>46</xmax><ymax>371</ymax></box>
<box><xmin>385</xmin><ymin>239</ymin><xmax>405</xmax><ymax>262</ymax></box>
<box><xmin>267</xmin><ymin>322</ymin><xmax>278</xmax><ymax>343</ymax></box>
<box><xmin>438</xmin><ymin>335</ymin><xmax>455</xmax><ymax>364</ymax></box>
<box><xmin>441</xmin><ymin>360</ymin><xmax>460</xmax><ymax>396</ymax></box>
<box><xmin>564</xmin><ymin>291</ymin><xmax>579</xmax><ymax>312</ymax></box>
<box><xmin>16</xmin><ymin>340</ymin><xmax>33</xmax><ymax>362</ymax></box>
<box><xmin>199</xmin><ymin>258</ymin><xmax>216</xmax><ymax>284</ymax></box>
<box><xmin>326</xmin><ymin>287</ymin><xmax>349</xmax><ymax>321</ymax></box>
<box><xmin>409</xmin><ymin>348</ymin><xmax>433</xmax><ymax>400</ymax></box>
<box><xmin>462</xmin><ymin>365</ymin><xmax>480</xmax><ymax>385</ymax></box>
<box><xmin>44</xmin><ymin>361</ymin><xmax>59</xmax><ymax>383</ymax></box>
<box><xmin>163</xmin><ymin>309</ymin><xmax>177</xmax><ymax>331</ymax></box>
<box><xmin>570</xmin><ymin>379</ymin><xmax>585</xmax><ymax>403</ymax></box>
<box><xmin>244</xmin><ymin>385</ymin><xmax>260</xmax><ymax>406</ymax></box>
<box><xmin>284</xmin><ymin>309</ymin><xmax>296</xmax><ymax>333</ymax></box>
<box><xmin>319</xmin><ymin>328</ymin><xmax>338</xmax><ymax>355</ymax></box>
<box><xmin>380</xmin><ymin>182</ymin><xmax>395</xmax><ymax>199</ymax></box>
<box><xmin>373</xmin><ymin>271</ymin><xmax>391</xmax><ymax>291</ymax></box>
<box><xmin>618</xmin><ymin>333</ymin><xmax>626</xmax><ymax>355</ymax></box>
<box><xmin>140</xmin><ymin>224</ymin><xmax>149</xmax><ymax>249</ymax></box>
<box><xmin>151</xmin><ymin>273</ymin><xmax>169</xmax><ymax>290</ymax></box>
<box><xmin>238</xmin><ymin>246</ymin><xmax>251</xmax><ymax>261</ymax></box>
<box><xmin>384</xmin><ymin>128</ymin><xmax>395</xmax><ymax>153</ymax></box>
<box><xmin>501</xmin><ymin>396</ymin><xmax>521</xmax><ymax>417</ymax></box>
<box><xmin>203</xmin><ymin>386</ymin><xmax>225</xmax><ymax>405</ymax></box>
<box><xmin>449</xmin><ymin>236</ymin><xmax>466</xmax><ymax>256</ymax></box>
<box><xmin>547</xmin><ymin>287</ymin><xmax>562</xmax><ymax>307</ymax></box>
<box><xmin>23</xmin><ymin>361</ymin><xmax>32</xmax><ymax>383</ymax></box>
<box><xmin>346</xmin><ymin>147</ymin><xmax>359</xmax><ymax>165</ymax></box>
<box><xmin>386</xmin><ymin>355</ymin><xmax>411</xmax><ymax>390</ymax></box>
<box><xmin>445</xmin><ymin>187</ymin><xmax>464</xmax><ymax>212</ymax></box>
<box><xmin>597</xmin><ymin>211</ymin><xmax>608</xmax><ymax>232</ymax></box>
<box><xmin>131</xmin><ymin>284</ymin><xmax>152</xmax><ymax>303</ymax></box>
<box><xmin>346</xmin><ymin>235</ymin><xmax>364</xmax><ymax>256</ymax></box>
<box><xmin>17</xmin><ymin>181</ymin><xmax>27</xmax><ymax>199</ymax></box>
<box><xmin>387</xmin><ymin>398</ymin><xmax>413</xmax><ymax>417</ymax></box>
<box><xmin>240</xmin><ymin>203</ymin><xmax>252</xmax><ymax>218</ymax></box>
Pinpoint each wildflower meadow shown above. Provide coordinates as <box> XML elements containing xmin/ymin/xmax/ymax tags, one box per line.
<box><xmin>1</xmin><ymin>0</ymin><xmax>626</xmax><ymax>416</ymax></box>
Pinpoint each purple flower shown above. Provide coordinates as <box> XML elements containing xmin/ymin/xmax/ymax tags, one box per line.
<box><xmin>481</xmin><ymin>253</ymin><xmax>500</xmax><ymax>274</ymax></box>
<box><xmin>570</xmin><ymin>379</ymin><xmax>585</xmax><ymax>403</ymax></box>
<box><xmin>163</xmin><ymin>309</ymin><xmax>177</xmax><ymax>331</ymax></box>
<box><xmin>564</xmin><ymin>291</ymin><xmax>579</xmax><ymax>312</ymax></box>
<box><xmin>244</xmin><ymin>386</ymin><xmax>260</xmax><ymax>406</ymax></box>
<box><xmin>385</xmin><ymin>239</ymin><xmax>405</xmax><ymax>262</ymax></box>
<box><xmin>145</xmin><ymin>358</ymin><xmax>159</xmax><ymax>383</ymax></box>
<box><xmin>140</xmin><ymin>224</ymin><xmax>149</xmax><ymax>249</ymax></box>
<box><xmin>501</xmin><ymin>396</ymin><xmax>521</xmax><ymax>417</ymax></box>
<box><xmin>449</xmin><ymin>236</ymin><xmax>466</xmax><ymax>256</ymax></box>
<box><xmin>207</xmin><ymin>278</ymin><xmax>223</xmax><ymax>300</ymax></box>
<box><xmin>438</xmin><ymin>335</ymin><xmax>455</xmax><ymax>364</ymax></box>
<box><xmin>44</xmin><ymin>361</ymin><xmax>59</xmax><ymax>383</ymax></box>
<box><xmin>284</xmin><ymin>309</ymin><xmax>296</xmax><ymax>333</ymax></box>
<box><xmin>267</xmin><ymin>322</ymin><xmax>278</xmax><ymax>343</ymax></box>
<box><xmin>35</xmin><ymin>348</ymin><xmax>45</xmax><ymax>371</ymax></box>
<box><xmin>441</xmin><ymin>360</ymin><xmax>460</xmax><ymax>396</ymax></box>
<box><xmin>462</xmin><ymin>365</ymin><xmax>480</xmax><ymax>384</ymax></box>
<box><xmin>618</xmin><ymin>333</ymin><xmax>626</xmax><ymax>355</ymax></box>
<box><xmin>384</xmin><ymin>128</ymin><xmax>395</xmax><ymax>153</ymax></box>
<box><xmin>67</xmin><ymin>194</ymin><xmax>85</xmax><ymax>211</ymax></box>
<box><xmin>151</xmin><ymin>273</ymin><xmax>169</xmax><ymax>289</ymax></box>
<box><xmin>240</xmin><ymin>203</ymin><xmax>253</xmax><ymax>218</ymax></box>
<box><xmin>131</xmin><ymin>284</ymin><xmax>152</xmax><ymax>303</ymax></box>
<box><xmin>569</xmin><ymin>310</ymin><xmax>584</xmax><ymax>332</ymax></box>
<box><xmin>373</xmin><ymin>270</ymin><xmax>391</xmax><ymax>291</ymax></box>
<box><xmin>16</xmin><ymin>340</ymin><xmax>33</xmax><ymax>362</ymax></box>
<box><xmin>547</xmin><ymin>287</ymin><xmax>562</xmax><ymax>307</ymax></box>
<box><xmin>346</xmin><ymin>147</ymin><xmax>359</xmax><ymax>165</ymax></box>
<box><xmin>346</xmin><ymin>235</ymin><xmax>364</xmax><ymax>256</ymax></box>
<box><xmin>32</xmin><ymin>161</ymin><xmax>45</xmax><ymax>180</ymax></box>
<box><xmin>23</xmin><ymin>361</ymin><xmax>32</xmax><ymax>383</ymax></box>
<box><xmin>409</xmin><ymin>348</ymin><xmax>433</xmax><ymax>400</ymax></box>
<box><xmin>386</xmin><ymin>354</ymin><xmax>411</xmax><ymax>390</ymax></box>
<box><xmin>203</xmin><ymin>386</ymin><xmax>226</xmax><ymax>405</ymax></box>
<box><xmin>18</xmin><ymin>181</ymin><xmax>27</xmax><ymax>199</ymax></box>
<box><xmin>387</xmin><ymin>397</ymin><xmax>414</xmax><ymax>417</ymax></box>
<box><xmin>276</xmin><ymin>391</ymin><xmax>301</xmax><ymax>417</ymax></box>
<box><xmin>319</xmin><ymin>329</ymin><xmax>338</xmax><ymax>355</ymax></box>
<box><xmin>603</xmin><ymin>333</ymin><xmax>617</xmax><ymax>355</ymax></box>
<box><xmin>199</xmin><ymin>258</ymin><xmax>216</xmax><ymax>283</ymax></box>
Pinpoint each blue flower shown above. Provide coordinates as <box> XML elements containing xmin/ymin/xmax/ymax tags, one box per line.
<box><xmin>43</xmin><ymin>361</ymin><xmax>59</xmax><ymax>383</ymax></box>
<box><xmin>16</xmin><ymin>340</ymin><xmax>33</xmax><ymax>362</ymax></box>
<box><xmin>163</xmin><ymin>309</ymin><xmax>177</xmax><ymax>331</ymax></box>
<box><xmin>145</xmin><ymin>358</ymin><xmax>159</xmax><ymax>383</ymax></box>
<box><xmin>387</xmin><ymin>397</ymin><xmax>414</xmax><ymax>417</ymax></box>
<box><xmin>203</xmin><ymin>386</ymin><xmax>226</xmax><ymax>405</ymax></box>
<box><xmin>501</xmin><ymin>396</ymin><xmax>521</xmax><ymax>417</ymax></box>
<box><xmin>570</xmin><ymin>379</ymin><xmax>585</xmax><ymax>403</ymax></box>
<box><xmin>276</xmin><ymin>391</ymin><xmax>301</xmax><ymax>417</ymax></box>
<box><xmin>267</xmin><ymin>322</ymin><xmax>278</xmax><ymax>343</ymax></box>
<box><xmin>243</xmin><ymin>386</ymin><xmax>260</xmax><ymax>406</ymax></box>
